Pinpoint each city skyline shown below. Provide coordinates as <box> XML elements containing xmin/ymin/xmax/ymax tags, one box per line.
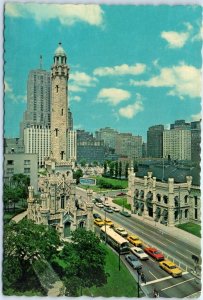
<box><xmin>4</xmin><ymin>4</ymin><xmax>202</xmax><ymax>141</ymax></box>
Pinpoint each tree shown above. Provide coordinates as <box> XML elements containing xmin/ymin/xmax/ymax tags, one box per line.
<box><xmin>133</xmin><ymin>160</ymin><xmax>138</xmax><ymax>173</ymax></box>
<box><xmin>125</xmin><ymin>162</ymin><xmax>129</xmax><ymax>179</ymax></box>
<box><xmin>103</xmin><ymin>161</ymin><xmax>107</xmax><ymax>175</ymax></box>
<box><xmin>93</xmin><ymin>161</ymin><xmax>98</xmax><ymax>167</ymax></box>
<box><xmin>3</xmin><ymin>219</ymin><xmax>61</xmax><ymax>294</ymax></box>
<box><xmin>118</xmin><ymin>161</ymin><xmax>122</xmax><ymax>179</ymax></box>
<box><xmin>51</xmin><ymin>229</ymin><xmax>108</xmax><ymax>296</ymax></box>
<box><xmin>109</xmin><ymin>161</ymin><xmax>115</xmax><ymax>178</ymax></box>
<box><xmin>73</xmin><ymin>169</ymin><xmax>83</xmax><ymax>184</ymax></box>
<box><xmin>80</xmin><ymin>159</ymin><xmax>86</xmax><ymax>167</ymax></box>
<box><xmin>115</xmin><ymin>161</ymin><xmax>118</xmax><ymax>178</ymax></box>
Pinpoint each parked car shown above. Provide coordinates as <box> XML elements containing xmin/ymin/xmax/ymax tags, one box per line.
<box><xmin>94</xmin><ymin>218</ymin><xmax>104</xmax><ymax>227</ymax></box>
<box><xmin>117</xmin><ymin>192</ymin><xmax>126</xmax><ymax>196</ymax></box>
<box><xmin>130</xmin><ymin>247</ymin><xmax>149</xmax><ymax>260</ymax></box>
<box><xmin>95</xmin><ymin>198</ymin><xmax>103</xmax><ymax>203</ymax></box>
<box><xmin>111</xmin><ymin>206</ymin><xmax>120</xmax><ymax>212</ymax></box>
<box><xmin>125</xmin><ymin>254</ymin><xmax>142</xmax><ymax>270</ymax></box>
<box><xmin>114</xmin><ymin>227</ymin><xmax>128</xmax><ymax>237</ymax></box>
<box><xmin>95</xmin><ymin>203</ymin><xmax>104</xmax><ymax>208</ymax></box>
<box><xmin>104</xmin><ymin>207</ymin><xmax>113</xmax><ymax>213</ymax></box>
<box><xmin>159</xmin><ymin>260</ymin><xmax>182</xmax><ymax>277</ymax></box>
<box><xmin>104</xmin><ymin>202</ymin><xmax>110</xmax><ymax>207</ymax></box>
<box><xmin>93</xmin><ymin>213</ymin><xmax>101</xmax><ymax>219</ymax></box>
<box><xmin>144</xmin><ymin>247</ymin><xmax>164</xmax><ymax>261</ymax></box>
<box><xmin>120</xmin><ymin>210</ymin><xmax>131</xmax><ymax>217</ymax></box>
<box><xmin>127</xmin><ymin>235</ymin><xmax>142</xmax><ymax>247</ymax></box>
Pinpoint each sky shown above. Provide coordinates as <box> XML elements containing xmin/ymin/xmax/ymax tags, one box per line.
<box><xmin>4</xmin><ymin>3</ymin><xmax>202</xmax><ymax>141</ymax></box>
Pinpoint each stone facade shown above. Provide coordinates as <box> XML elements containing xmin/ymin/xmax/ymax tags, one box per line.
<box><xmin>27</xmin><ymin>43</ymin><xmax>93</xmax><ymax>237</ymax></box>
<box><xmin>127</xmin><ymin>166</ymin><xmax>200</xmax><ymax>226</ymax></box>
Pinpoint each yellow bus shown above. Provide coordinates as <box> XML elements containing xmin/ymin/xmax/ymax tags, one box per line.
<box><xmin>100</xmin><ymin>225</ymin><xmax>130</xmax><ymax>254</ymax></box>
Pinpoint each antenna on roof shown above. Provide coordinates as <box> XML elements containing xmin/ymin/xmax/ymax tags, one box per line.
<box><xmin>40</xmin><ymin>55</ymin><xmax>43</xmax><ymax>69</ymax></box>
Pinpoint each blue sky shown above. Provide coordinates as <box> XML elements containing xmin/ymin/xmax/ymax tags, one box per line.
<box><xmin>4</xmin><ymin>4</ymin><xmax>202</xmax><ymax>141</ymax></box>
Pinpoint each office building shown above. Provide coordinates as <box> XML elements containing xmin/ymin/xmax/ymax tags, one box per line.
<box><xmin>147</xmin><ymin>125</ymin><xmax>164</xmax><ymax>158</ymax></box>
<box><xmin>95</xmin><ymin>127</ymin><xmax>118</xmax><ymax>149</ymax></box>
<box><xmin>67</xmin><ymin>130</ymin><xmax>77</xmax><ymax>161</ymax></box>
<box><xmin>163</xmin><ymin>129</ymin><xmax>191</xmax><ymax>161</ymax></box>
<box><xmin>115</xmin><ymin>133</ymin><xmax>142</xmax><ymax>160</ymax></box>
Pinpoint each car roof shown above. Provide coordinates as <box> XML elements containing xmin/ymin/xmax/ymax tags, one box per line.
<box><xmin>146</xmin><ymin>247</ymin><xmax>158</xmax><ymax>251</ymax></box>
<box><xmin>162</xmin><ymin>260</ymin><xmax>176</xmax><ymax>266</ymax></box>
<box><xmin>95</xmin><ymin>218</ymin><xmax>103</xmax><ymax>221</ymax></box>
<box><xmin>129</xmin><ymin>235</ymin><xmax>139</xmax><ymax>239</ymax></box>
<box><xmin>132</xmin><ymin>246</ymin><xmax>143</xmax><ymax>251</ymax></box>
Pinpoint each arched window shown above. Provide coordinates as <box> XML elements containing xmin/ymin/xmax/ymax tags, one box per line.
<box><xmin>135</xmin><ymin>189</ymin><xmax>139</xmax><ymax>198</ymax></box>
<box><xmin>174</xmin><ymin>196</ymin><xmax>179</xmax><ymax>207</ymax></box>
<box><xmin>184</xmin><ymin>195</ymin><xmax>188</xmax><ymax>204</ymax></box>
<box><xmin>163</xmin><ymin>195</ymin><xmax>168</xmax><ymax>204</ymax></box>
<box><xmin>157</xmin><ymin>194</ymin><xmax>161</xmax><ymax>202</ymax></box>
<box><xmin>185</xmin><ymin>209</ymin><xmax>188</xmax><ymax>218</ymax></box>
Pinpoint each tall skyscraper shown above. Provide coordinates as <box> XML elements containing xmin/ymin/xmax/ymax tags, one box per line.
<box><xmin>20</xmin><ymin>66</ymin><xmax>51</xmax><ymax>138</ymax></box>
<box><xmin>147</xmin><ymin>125</ymin><xmax>164</xmax><ymax>158</ymax></box>
<box><xmin>191</xmin><ymin>121</ymin><xmax>201</xmax><ymax>162</ymax></box>
<box><xmin>50</xmin><ymin>42</ymin><xmax>69</xmax><ymax>162</ymax></box>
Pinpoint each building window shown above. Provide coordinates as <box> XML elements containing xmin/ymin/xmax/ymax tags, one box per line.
<box><xmin>24</xmin><ymin>160</ymin><xmax>30</xmax><ymax>165</ymax></box>
<box><xmin>163</xmin><ymin>195</ymin><xmax>168</xmax><ymax>204</ymax></box>
<box><xmin>185</xmin><ymin>209</ymin><xmax>188</xmax><ymax>219</ymax></box>
<box><xmin>24</xmin><ymin>168</ymin><xmax>30</xmax><ymax>174</ymax></box>
<box><xmin>56</xmin><ymin>85</ymin><xmax>59</xmax><ymax>93</ymax></box>
<box><xmin>194</xmin><ymin>196</ymin><xmax>198</xmax><ymax>207</ymax></box>
<box><xmin>7</xmin><ymin>168</ymin><xmax>14</xmax><ymax>175</ymax></box>
<box><xmin>55</xmin><ymin>128</ymin><xmax>58</xmax><ymax>137</ymax></box>
<box><xmin>195</xmin><ymin>208</ymin><xmax>198</xmax><ymax>220</ymax></box>
<box><xmin>7</xmin><ymin>160</ymin><xmax>14</xmax><ymax>165</ymax></box>
<box><xmin>61</xmin><ymin>109</ymin><xmax>63</xmax><ymax>116</ymax></box>
<box><xmin>157</xmin><ymin>194</ymin><xmax>161</xmax><ymax>202</ymax></box>
<box><xmin>184</xmin><ymin>195</ymin><xmax>188</xmax><ymax>204</ymax></box>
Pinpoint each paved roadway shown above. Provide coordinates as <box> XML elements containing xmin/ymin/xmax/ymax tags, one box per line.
<box><xmin>94</xmin><ymin>206</ymin><xmax>201</xmax><ymax>298</ymax></box>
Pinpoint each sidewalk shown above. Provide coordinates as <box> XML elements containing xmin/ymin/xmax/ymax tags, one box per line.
<box><xmin>107</xmin><ymin>197</ymin><xmax>201</xmax><ymax>250</ymax></box>
<box><xmin>11</xmin><ymin>210</ymin><xmax>28</xmax><ymax>223</ymax></box>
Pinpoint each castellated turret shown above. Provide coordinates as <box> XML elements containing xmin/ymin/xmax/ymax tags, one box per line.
<box><xmin>51</xmin><ymin>42</ymin><xmax>70</xmax><ymax>162</ymax></box>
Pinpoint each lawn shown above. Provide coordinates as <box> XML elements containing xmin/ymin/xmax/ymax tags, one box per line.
<box><xmin>113</xmin><ymin>197</ymin><xmax>131</xmax><ymax>211</ymax></box>
<box><xmin>176</xmin><ymin>222</ymin><xmax>201</xmax><ymax>238</ymax></box>
<box><xmin>79</xmin><ymin>176</ymin><xmax>128</xmax><ymax>192</ymax></box>
<box><xmin>83</xmin><ymin>245</ymin><xmax>138</xmax><ymax>297</ymax></box>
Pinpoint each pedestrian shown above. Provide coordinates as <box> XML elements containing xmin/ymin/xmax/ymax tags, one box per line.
<box><xmin>153</xmin><ymin>289</ymin><xmax>159</xmax><ymax>298</ymax></box>
<box><xmin>141</xmin><ymin>272</ymin><xmax>146</xmax><ymax>284</ymax></box>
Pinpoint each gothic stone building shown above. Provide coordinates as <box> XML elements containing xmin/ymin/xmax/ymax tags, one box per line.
<box><xmin>127</xmin><ymin>167</ymin><xmax>200</xmax><ymax>226</ymax></box>
<box><xmin>27</xmin><ymin>43</ymin><xmax>93</xmax><ymax>237</ymax></box>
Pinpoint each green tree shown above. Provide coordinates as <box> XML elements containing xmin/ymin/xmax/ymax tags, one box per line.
<box><xmin>73</xmin><ymin>169</ymin><xmax>83</xmax><ymax>184</ymax></box>
<box><xmin>109</xmin><ymin>161</ymin><xmax>115</xmax><ymax>178</ymax></box>
<box><xmin>3</xmin><ymin>219</ymin><xmax>61</xmax><ymax>294</ymax></box>
<box><xmin>133</xmin><ymin>160</ymin><xmax>138</xmax><ymax>173</ymax></box>
<box><xmin>115</xmin><ymin>161</ymin><xmax>118</xmax><ymax>178</ymax></box>
<box><xmin>51</xmin><ymin>229</ymin><xmax>108</xmax><ymax>296</ymax></box>
<box><xmin>93</xmin><ymin>161</ymin><xmax>98</xmax><ymax>167</ymax></box>
<box><xmin>103</xmin><ymin>161</ymin><xmax>107</xmax><ymax>175</ymax></box>
<box><xmin>80</xmin><ymin>159</ymin><xmax>86</xmax><ymax>167</ymax></box>
<box><xmin>125</xmin><ymin>162</ymin><xmax>129</xmax><ymax>179</ymax></box>
<box><xmin>118</xmin><ymin>161</ymin><xmax>122</xmax><ymax>179</ymax></box>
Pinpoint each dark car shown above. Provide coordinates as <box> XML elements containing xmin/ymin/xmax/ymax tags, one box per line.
<box><xmin>103</xmin><ymin>207</ymin><xmax>113</xmax><ymax>213</ymax></box>
<box><xmin>120</xmin><ymin>210</ymin><xmax>131</xmax><ymax>217</ymax></box>
<box><xmin>93</xmin><ymin>213</ymin><xmax>101</xmax><ymax>219</ymax></box>
<box><xmin>125</xmin><ymin>254</ymin><xmax>142</xmax><ymax>270</ymax></box>
<box><xmin>95</xmin><ymin>198</ymin><xmax>103</xmax><ymax>203</ymax></box>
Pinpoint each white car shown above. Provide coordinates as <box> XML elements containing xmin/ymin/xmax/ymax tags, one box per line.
<box><xmin>104</xmin><ymin>202</ymin><xmax>110</xmax><ymax>207</ymax></box>
<box><xmin>95</xmin><ymin>203</ymin><xmax>104</xmax><ymax>208</ymax></box>
<box><xmin>114</xmin><ymin>227</ymin><xmax>128</xmax><ymax>237</ymax></box>
<box><xmin>111</xmin><ymin>206</ymin><xmax>120</xmax><ymax>212</ymax></box>
<box><xmin>131</xmin><ymin>247</ymin><xmax>149</xmax><ymax>260</ymax></box>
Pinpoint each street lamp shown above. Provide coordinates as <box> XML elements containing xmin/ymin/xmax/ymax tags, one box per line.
<box><xmin>137</xmin><ymin>269</ymin><xmax>141</xmax><ymax>297</ymax></box>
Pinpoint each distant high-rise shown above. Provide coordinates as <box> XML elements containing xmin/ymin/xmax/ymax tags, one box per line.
<box><xmin>95</xmin><ymin>127</ymin><xmax>118</xmax><ymax>149</ymax></box>
<box><xmin>68</xmin><ymin>108</ymin><xmax>73</xmax><ymax>130</ymax></box>
<box><xmin>20</xmin><ymin>67</ymin><xmax>51</xmax><ymax>138</ymax></box>
<box><xmin>170</xmin><ymin>120</ymin><xmax>191</xmax><ymax>130</ymax></box>
<box><xmin>191</xmin><ymin>120</ymin><xmax>201</xmax><ymax>162</ymax></box>
<box><xmin>163</xmin><ymin>129</ymin><xmax>191</xmax><ymax>161</ymax></box>
<box><xmin>147</xmin><ymin>125</ymin><xmax>164</xmax><ymax>158</ymax></box>
<box><xmin>115</xmin><ymin>133</ymin><xmax>142</xmax><ymax>160</ymax></box>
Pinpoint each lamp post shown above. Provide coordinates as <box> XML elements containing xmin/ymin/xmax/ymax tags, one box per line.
<box><xmin>137</xmin><ymin>269</ymin><xmax>141</xmax><ymax>297</ymax></box>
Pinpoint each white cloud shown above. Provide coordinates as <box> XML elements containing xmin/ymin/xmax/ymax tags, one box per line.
<box><xmin>119</xmin><ymin>94</ymin><xmax>144</xmax><ymax>119</ymax></box>
<box><xmin>4</xmin><ymin>80</ymin><xmax>26</xmax><ymax>103</ymax></box>
<box><xmin>71</xmin><ymin>95</ymin><xmax>81</xmax><ymax>102</ymax></box>
<box><xmin>93</xmin><ymin>63</ymin><xmax>146</xmax><ymax>76</ymax></box>
<box><xmin>4</xmin><ymin>81</ymin><xmax>12</xmax><ymax>93</ymax></box>
<box><xmin>5</xmin><ymin>3</ymin><xmax>104</xmax><ymax>26</ymax></box>
<box><xmin>97</xmin><ymin>88</ymin><xmax>130</xmax><ymax>106</ymax></box>
<box><xmin>69</xmin><ymin>71</ymin><xmax>97</xmax><ymax>93</ymax></box>
<box><xmin>192</xmin><ymin>25</ymin><xmax>203</xmax><ymax>42</ymax></box>
<box><xmin>191</xmin><ymin>112</ymin><xmax>201</xmax><ymax>121</ymax></box>
<box><xmin>161</xmin><ymin>31</ymin><xmax>189</xmax><ymax>48</ymax></box>
<box><xmin>68</xmin><ymin>84</ymin><xmax>86</xmax><ymax>93</ymax></box>
<box><xmin>131</xmin><ymin>64</ymin><xmax>201</xmax><ymax>99</ymax></box>
<box><xmin>69</xmin><ymin>71</ymin><xmax>97</xmax><ymax>87</ymax></box>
